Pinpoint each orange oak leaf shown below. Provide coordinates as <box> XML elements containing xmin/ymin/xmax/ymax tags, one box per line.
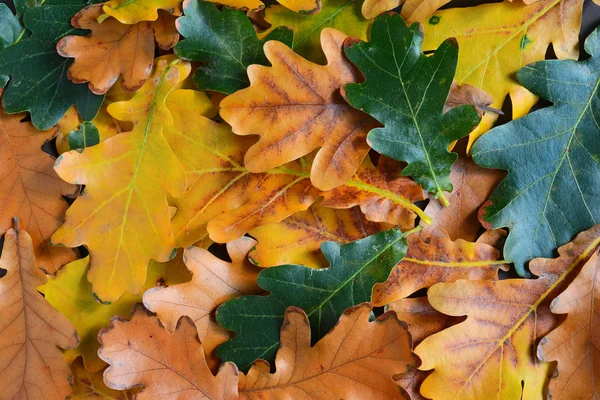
<box><xmin>57</xmin><ymin>4</ymin><xmax>156</xmax><ymax>95</ymax></box>
<box><xmin>0</xmin><ymin>223</ymin><xmax>79</xmax><ymax>399</ymax></box>
<box><xmin>238</xmin><ymin>303</ymin><xmax>416</xmax><ymax>399</ymax></box>
<box><xmin>372</xmin><ymin>228</ymin><xmax>509</xmax><ymax>306</ymax></box>
<box><xmin>98</xmin><ymin>305</ymin><xmax>239</xmax><ymax>399</ymax></box>
<box><xmin>414</xmin><ymin>225</ymin><xmax>600</xmax><ymax>400</ymax></box>
<box><xmin>220</xmin><ymin>27</ymin><xmax>379</xmax><ymax>191</ymax></box>
<box><xmin>153</xmin><ymin>10</ymin><xmax>180</xmax><ymax>50</ymax></box>
<box><xmin>143</xmin><ymin>236</ymin><xmax>262</xmax><ymax>372</ymax></box>
<box><xmin>0</xmin><ymin>99</ymin><xmax>79</xmax><ymax>274</ymax></box>
<box><xmin>249</xmin><ymin>205</ymin><xmax>387</xmax><ymax>268</ymax></box>
<box><xmin>537</xmin><ymin>250</ymin><xmax>600</xmax><ymax>400</ymax></box>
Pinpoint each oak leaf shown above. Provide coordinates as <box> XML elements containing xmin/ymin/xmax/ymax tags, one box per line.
<box><xmin>143</xmin><ymin>237</ymin><xmax>262</xmax><ymax>372</ymax></box>
<box><xmin>0</xmin><ymin>224</ymin><xmax>79</xmax><ymax>399</ymax></box>
<box><xmin>414</xmin><ymin>224</ymin><xmax>600</xmax><ymax>400</ymax></box>
<box><xmin>216</xmin><ymin>228</ymin><xmax>412</xmax><ymax>371</ymax></box>
<box><xmin>57</xmin><ymin>4</ymin><xmax>155</xmax><ymax>95</ymax></box>
<box><xmin>101</xmin><ymin>0</ymin><xmax>182</xmax><ymax>24</ymax></box>
<box><xmin>220</xmin><ymin>27</ymin><xmax>379</xmax><ymax>191</ymax></box>
<box><xmin>208</xmin><ymin>0</ymin><xmax>321</xmax><ymax>14</ymax></box>
<box><xmin>0</xmin><ymin>101</ymin><xmax>79</xmax><ymax>274</ymax></box>
<box><xmin>174</xmin><ymin>0</ymin><xmax>293</xmax><ymax>94</ymax></box>
<box><xmin>70</xmin><ymin>357</ymin><xmax>130</xmax><ymax>399</ymax></box>
<box><xmin>249</xmin><ymin>206</ymin><xmax>386</xmax><ymax>268</ymax></box>
<box><xmin>238</xmin><ymin>303</ymin><xmax>416</xmax><ymax>399</ymax></box>
<box><xmin>472</xmin><ymin>26</ymin><xmax>600</xmax><ymax>276</ymax></box>
<box><xmin>40</xmin><ymin>252</ymin><xmax>191</xmax><ymax>373</ymax></box>
<box><xmin>422</xmin><ymin>0</ymin><xmax>594</xmax><ymax>147</ymax></box>
<box><xmin>153</xmin><ymin>10</ymin><xmax>179</xmax><ymax>50</ymax></box>
<box><xmin>98</xmin><ymin>305</ymin><xmax>239</xmax><ymax>399</ymax></box>
<box><xmin>537</xmin><ymin>250</ymin><xmax>600</xmax><ymax>399</ymax></box>
<box><xmin>0</xmin><ymin>3</ymin><xmax>21</xmax><ymax>87</ymax></box>
<box><xmin>373</xmin><ymin>228</ymin><xmax>508</xmax><ymax>306</ymax></box>
<box><xmin>262</xmin><ymin>0</ymin><xmax>371</xmax><ymax>64</ymax></box>
<box><xmin>343</xmin><ymin>13</ymin><xmax>480</xmax><ymax>204</ymax></box>
<box><xmin>51</xmin><ymin>58</ymin><xmax>190</xmax><ymax>302</ymax></box>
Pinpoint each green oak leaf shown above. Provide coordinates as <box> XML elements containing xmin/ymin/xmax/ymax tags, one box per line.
<box><xmin>68</xmin><ymin>121</ymin><xmax>99</xmax><ymax>151</ymax></box>
<box><xmin>174</xmin><ymin>0</ymin><xmax>293</xmax><ymax>94</ymax></box>
<box><xmin>14</xmin><ymin>0</ymin><xmax>45</xmax><ymax>18</ymax></box>
<box><xmin>216</xmin><ymin>227</ymin><xmax>415</xmax><ymax>371</ymax></box>
<box><xmin>0</xmin><ymin>2</ymin><xmax>103</xmax><ymax>130</ymax></box>
<box><xmin>0</xmin><ymin>3</ymin><xmax>22</xmax><ymax>87</ymax></box>
<box><xmin>262</xmin><ymin>0</ymin><xmax>370</xmax><ymax>64</ymax></box>
<box><xmin>472</xmin><ymin>26</ymin><xmax>600</xmax><ymax>277</ymax></box>
<box><xmin>343</xmin><ymin>14</ymin><xmax>480</xmax><ymax>205</ymax></box>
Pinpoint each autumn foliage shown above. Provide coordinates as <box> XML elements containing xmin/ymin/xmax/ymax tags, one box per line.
<box><xmin>0</xmin><ymin>0</ymin><xmax>600</xmax><ymax>399</ymax></box>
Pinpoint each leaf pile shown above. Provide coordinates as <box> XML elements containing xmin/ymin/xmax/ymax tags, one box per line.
<box><xmin>0</xmin><ymin>0</ymin><xmax>599</xmax><ymax>398</ymax></box>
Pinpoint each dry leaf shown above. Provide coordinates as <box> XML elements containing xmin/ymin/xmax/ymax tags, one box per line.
<box><xmin>102</xmin><ymin>0</ymin><xmax>182</xmax><ymax>24</ymax></box>
<box><xmin>0</xmin><ymin>224</ymin><xmax>79</xmax><ymax>399</ymax></box>
<box><xmin>70</xmin><ymin>357</ymin><xmax>131</xmax><ymax>399</ymax></box>
<box><xmin>153</xmin><ymin>10</ymin><xmax>180</xmax><ymax>50</ymax></box>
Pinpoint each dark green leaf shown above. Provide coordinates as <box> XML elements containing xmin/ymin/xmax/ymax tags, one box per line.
<box><xmin>472</xmin><ymin>27</ymin><xmax>600</xmax><ymax>277</ymax></box>
<box><xmin>216</xmin><ymin>227</ymin><xmax>414</xmax><ymax>371</ymax></box>
<box><xmin>68</xmin><ymin>121</ymin><xmax>99</xmax><ymax>151</ymax></box>
<box><xmin>13</xmin><ymin>0</ymin><xmax>44</xmax><ymax>18</ymax></box>
<box><xmin>0</xmin><ymin>3</ymin><xmax>103</xmax><ymax>130</ymax></box>
<box><xmin>0</xmin><ymin>4</ymin><xmax>22</xmax><ymax>87</ymax></box>
<box><xmin>174</xmin><ymin>0</ymin><xmax>293</xmax><ymax>94</ymax></box>
<box><xmin>343</xmin><ymin>14</ymin><xmax>480</xmax><ymax>205</ymax></box>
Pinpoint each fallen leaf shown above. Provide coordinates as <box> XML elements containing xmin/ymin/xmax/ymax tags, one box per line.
<box><xmin>57</xmin><ymin>4</ymin><xmax>155</xmax><ymax>95</ymax></box>
<box><xmin>208</xmin><ymin>0</ymin><xmax>320</xmax><ymax>14</ymax></box>
<box><xmin>238</xmin><ymin>303</ymin><xmax>416</xmax><ymax>399</ymax></box>
<box><xmin>102</xmin><ymin>0</ymin><xmax>182</xmax><ymax>24</ymax></box>
<box><xmin>343</xmin><ymin>13</ymin><xmax>480</xmax><ymax>204</ymax></box>
<box><xmin>143</xmin><ymin>237</ymin><xmax>262</xmax><ymax>372</ymax></box>
<box><xmin>0</xmin><ymin>3</ymin><xmax>21</xmax><ymax>87</ymax></box>
<box><xmin>472</xmin><ymin>25</ymin><xmax>600</xmax><ymax>276</ymax></box>
<box><xmin>70</xmin><ymin>357</ymin><xmax>130</xmax><ymax>399</ymax></box>
<box><xmin>249</xmin><ymin>206</ymin><xmax>387</xmax><ymax>268</ymax></box>
<box><xmin>153</xmin><ymin>10</ymin><xmax>179</xmax><ymax>50</ymax></box>
<box><xmin>51</xmin><ymin>57</ymin><xmax>190</xmax><ymax>302</ymax></box>
<box><xmin>98</xmin><ymin>305</ymin><xmax>239</xmax><ymax>399</ymax></box>
<box><xmin>216</xmin><ymin>228</ymin><xmax>413</xmax><ymax>371</ymax></box>
<box><xmin>0</xmin><ymin>100</ymin><xmax>79</xmax><ymax>274</ymax></box>
<box><xmin>537</xmin><ymin>251</ymin><xmax>600</xmax><ymax>399</ymax></box>
<box><xmin>414</xmin><ymin>225</ymin><xmax>600</xmax><ymax>400</ymax></box>
<box><xmin>220</xmin><ymin>27</ymin><xmax>379</xmax><ymax>191</ymax></box>
<box><xmin>0</xmin><ymin>223</ymin><xmax>79</xmax><ymax>399</ymax></box>
<box><xmin>373</xmin><ymin>228</ymin><xmax>508</xmax><ymax>306</ymax></box>
<box><xmin>445</xmin><ymin>82</ymin><xmax>497</xmax><ymax>117</ymax></box>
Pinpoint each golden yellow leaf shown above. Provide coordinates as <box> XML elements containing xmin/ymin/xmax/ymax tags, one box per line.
<box><xmin>422</xmin><ymin>0</ymin><xmax>587</xmax><ymax>148</ymax></box>
<box><xmin>249</xmin><ymin>206</ymin><xmax>386</xmax><ymax>268</ymax></box>
<box><xmin>373</xmin><ymin>228</ymin><xmax>508</xmax><ymax>306</ymax></box>
<box><xmin>537</xmin><ymin>251</ymin><xmax>600</xmax><ymax>400</ymax></box>
<box><xmin>414</xmin><ymin>225</ymin><xmax>600</xmax><ymax>400</ymax></box>
<box><xmin>143</xmin><ymin>237</ymin><xmax>262</xmax><ymax>372</ymax></box>
<box><xmin>0</xmin><ymin>100</ymin><xmax>78</xmax><ymax>274</ymax></box>
<box><xmin>51</xmin><ymin>57</ymin><xmax>190</xmax><ymax>302</ymax></box>
<box><xmin>0</xmin><ymin>224</ymin><xmax>79</xmax><ymax>399</ymax></box>
<box><xmin>98</xmin><ymin>305</ymin><xmax>239</xmax><ymax>399</ymax></box>
<box><xmin>207</xmin><ymin>0</ymin><xmax>320</xmax><ymax>13</ymax></box>
<box><xmin>40</xmin><ymin>252</ymin><xmax>191</xmax><ymax>373</ymax></box>
<box><xmin>102</xmin><ymin>0</ymin><xmax>182</xmax><ymax>24</ymax></box>
<box><xmin>70</xmin><ymin>357</ymin><xmax>131</xmax><ymax>399</ymax></box>
<box><xmin>220</xmin><ymin>28</ymin><xmax>379</xmax><ymax>191</ymax></box>
<box><xmin>238</xmin><ymin>303</ymin><xmax>416</xmax><ymax>399</ymax></box>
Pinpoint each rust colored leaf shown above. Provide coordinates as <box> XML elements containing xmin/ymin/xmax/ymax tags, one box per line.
<box><xmin>238</xmin><ymin>303</ymin><xmax>416</xmax><ymax>399</ymax></box>
<box><xmin>143</xmin><ymin>236</ymin><xmax>262</xmax><ymax>372</ymax></box>
<box><xmin>414</xmin><ymin>225</ymin><xmax>600</xmax><ymax>400</ymax></box>
<box><xmin>153</xmin><ymin>10</ymin><xmax>180</xmax><ymax>50</ymax></box>
<box><xmin>0</xmin><ymin>224</ymin><xmax>79</xmax><ymax>399</ymax></box>
<box><xmin>0</xmin><ymin>99</ymin><xmax>78</xmax><ymax>274</ymax></box>
<box><xmin>538</xmin><ymin>251</ymin><xmax>600</xmax><ymax>400</ymax></box>
<box><xmin>373</xmin><ymin>228</ymin><xmax>508</xmax><ymax>306</ymax></box>
<box><xmin>98</xmin><ymin>305</ymin><xmax>239</xmax><ymax>399</ymax></box>
<box><xmin>249</xmin><ymin>205</ymin><xmax>387</xmax><ymax>268</ymax></box>
<box><xmin>220</xmin><ymin>28</ymin><xmax>379</xmax><ymax>191</ymax></box>
<box><xmin>445</xmin><ymin>82</ymin><xmax>497</xmax><ymax>117</ymax></box>
<box><xmin>57</xmin><ymin>4</ymin><xmax>155</xmax><ymax>95</ymax></box>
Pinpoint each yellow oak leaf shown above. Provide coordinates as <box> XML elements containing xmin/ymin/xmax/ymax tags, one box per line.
<box><xmin>373</xmin><ymin>228</ymin><xmax>509</xmax><ymax>306</ymax></box>
<box><xmin>165</xmin><ymin>89</ymin><xmax>426</xmax><ymax>247</ymax></box>
<box><xmin>422</xmin><ymin>0</ymin><xmax>590</xmax><ymax>148</ymax></box>
<box><xmin>0</xmin><ymin>223</ymin><xmax>79</xmax><ymax>399</ymax></box>
<box><xmin>98</xmin><ymin>305</ymin><xmax>239</xmax><ymax>399</ymax></box>
<box><xmin>0</xmin><ymin>98</ymin><xmax>79</xmax><ymax>274</ymax></box>
<box><xmin>537</xmin><ymin>250</ymin><xmax>600</xmax><ymax>399</ymax></box>
<box><xmin>39</xmin><ymin>252</ymin><xmax>191</xmax><ymax>373</ymax></box>
<box><xmin>249</xmin><ymin>206</ymin><xmax>387</xmax><ymax>268</ymax></box>
<box><xmin>51</xmin><ymin>57</ymin><xmax>190</xmax><ymax>303</ymax></box>
<box><xmin>414</xmin><ymin>225</ymin><xmax>600</xmax><ymax>400</ymax></box>
<box><xmin>238</xmin><ymin>303</ymin><xmax>416</xmax><ymax>399</ymax></box>
<box><xmin>143</xmin><ymin>236</ymin><xmax>262</xmax><ymax>372</ymax></box>
<box><xmin>220</xmin><ymin>28</ymin><xmax>379</xmax><ymax>191</ymax></box>
<box><xmin>70</xmin><ymin>357</ymin><xmax>131</xmax><ymax>399</ymax></box>
<box><xmin>207</xmin><ymin>0</ymin><xmax>321</xmax><ymax>14</ymax></box>
<box><xmin>102</xmin><ymin>0</ymin><xmax>182</xmax><ymax>24</ymax></box>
